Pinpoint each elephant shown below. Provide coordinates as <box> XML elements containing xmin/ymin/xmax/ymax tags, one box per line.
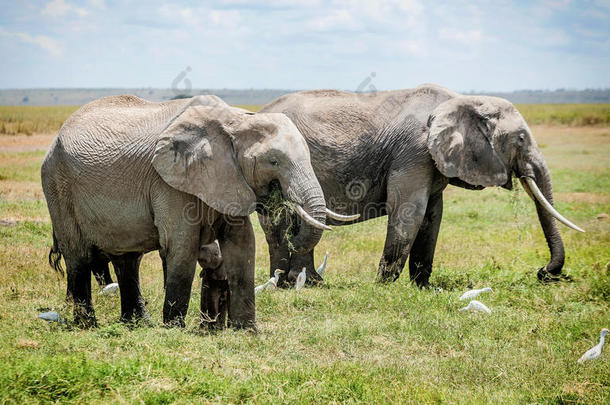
<box><xmin>197</xmin><ymin>240</ymin><xmax>229</xmax><ymax>329</ymax></box>
<box><xmin>259</xmin><ymin>84</ymin><xmax>584</xmax><ymax>287</ymax></box>
<box><xmin>42</xmin><ymin>94</ymin><xmax>348</xmax><ymax>328</ymax></box>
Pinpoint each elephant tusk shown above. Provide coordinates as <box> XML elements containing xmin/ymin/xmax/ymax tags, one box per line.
<box><xmin>295</xmin><ymin>205</ymin><xmax>332</xmax><ymax>231</ymax></box>
<box><xmin>325</xmin><ymin>208</ymin><xmax>360</xmax><ymax>222</ymax></box>
<box><xmin>521</xmin><ymin>177</ymin><xmax>585</xmax><ymax>233</ymax></box>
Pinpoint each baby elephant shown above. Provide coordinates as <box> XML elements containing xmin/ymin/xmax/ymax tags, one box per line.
<box><xmin>198</xmin><ymin>240</ymin><xmax>229</xmax><ymax>330</ymax></box>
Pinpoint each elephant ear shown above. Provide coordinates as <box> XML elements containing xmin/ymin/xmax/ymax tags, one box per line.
<box><xmin>152</xmin><ymin>106</ymin><xmax>256</xmax><ymax>216</ymax></box>
<box><xmin>427</xmin><ymin>97</ymin><xmax>508</xmax><ymax>187</ymax></box>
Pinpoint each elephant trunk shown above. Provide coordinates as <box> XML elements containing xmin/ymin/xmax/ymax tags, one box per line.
<box><xmin>519</xmin><ymin>158</ymin><xmax>566</xmax><ymax>280</ymax></box>
<box><xmin>282</xmin><ymin>162</ymin><xmax>327</xmax><ymax>254</ymax></box>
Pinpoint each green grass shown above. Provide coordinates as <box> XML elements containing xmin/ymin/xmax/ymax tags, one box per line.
<box><xmin>0</xmin><ymin>116</ymin><xmax>608</xmax><ymax>402</ymax></box>
<box><xmin>1</xmin><ymin>103</ymin><xmax>609</xmax><ymax>135</ymax></box>
<box><xmin>0</xmin><ymin>106</ymin><xmax>80</xmax><ymax>135</ymax></box>
<box><xmin>515</xmin><ymin>104</ymin><xmax>610</xmax><ymax>126</ymax></box>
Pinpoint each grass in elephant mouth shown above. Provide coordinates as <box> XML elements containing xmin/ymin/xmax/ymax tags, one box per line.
<box><xmin>262</xmin><ymin>186</ymin><xmax>297</xmax><ymax>252</ymax></box>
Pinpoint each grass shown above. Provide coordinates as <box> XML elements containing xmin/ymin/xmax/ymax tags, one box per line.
<box><xmin>0</xmin><ymin>110</ymin><xmax>608</xmax><ymax>402</ymax></box>
<box><xmin>515</xmin><ymin>104</ymin><xmax>610</xmax><ymax>126</ymax></box>
<box><xmin>0</xmin><ymin>106</ymin><xmax>80</xmax><ymax>136</ymax></box>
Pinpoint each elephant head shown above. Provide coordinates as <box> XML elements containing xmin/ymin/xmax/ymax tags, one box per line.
<box><xmin>427</xmin><ymin>96</ymin><xmax>584</xmax><ymax>280</ymax></box>
<box><xmin>152</xmin><ymin>105</ymin><xmax>348</xmax><ymax>253</ymax></box>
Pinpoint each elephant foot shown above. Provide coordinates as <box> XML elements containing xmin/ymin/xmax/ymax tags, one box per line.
<box><xmin>73</xmin><ymin>305</ymin><xmax>97</xmax><ymax>328</ymax></box>
<box><xmin>305</xmin><ymin>268</ymin><xmax>323</xmax><ymax>286</ymax></box>
<box><xmin>537</xmin><ymin>267</ymin><xmax>572</xmax><ymax>283</ymax></box>
<box><xmin>376</xmin><ymin>261</ymin><xmax>402</xmax><ymax>283</ymax></box>
<box><xmin>200</xmin><ymin>318</ymin><xmax>225</xmax><ymax>331</ymax></box>
<box><xmin>163</xmin><ymin>307</ymin><xmax>187</xmax><ymax>328</ymax></box>
<box><xmin>163</xmin><ymin>318</ymin><xmax>186</xmax><ymax>328</ymax></box>
<box><xmin>412</xmin><ymin>277</ymin><xmax>430</xmax><ymax>288</ymax></box>
<box><xmin>120</xmin><ymin>311</ymin><xmax>152</xmax><ymax>327</ymax></box>
<box><xmin>227</xmin><ymin>319</ymin><xmax>258</xmax><ymax>332</ymax></box>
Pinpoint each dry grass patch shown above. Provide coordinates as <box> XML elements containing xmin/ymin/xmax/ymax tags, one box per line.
<box><xmin>0</xmin><ymin>133</ymin><xmax>55</xmax><ymax>153</ymax></box>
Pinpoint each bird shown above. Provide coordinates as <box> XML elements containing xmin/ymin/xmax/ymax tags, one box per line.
<box><xmin>459</xmin><ymin>300</ymin><xmax>492</xmax><ymax>314</ymax></box>
<box><xmin>295</xmin><ymin>268</ymin><xmax>306</xmax><ymax>290</ymax></box>
<box><xmin>99</xmin><ymin>282</ymin><xmax>119</xmax><ymax>295</ymax></box>
<box><xmin>271</xmin><ymin>269</ymin><xmax>285</xmax><ymax>289</ymax></box>
<box><xmin>578</xmin><ymin>328</ymin><xmax>608</xmax><ymax>363</ymax></box>
<box><xmin>459</xmin><ymin>287</ymin><xmax>492</xmax><ymax>301</ymax></box>
<box><xmin>255</xmin><ymin>269</ymin><xmax>285</xmax><ymax>295</ymax></box>
<box><xmin>38</xmin><ymin>311</ymin><xmax>64</xmax><ymax>323</ymax></box>
<box><xmin>316</xmin><ymin>251</ymin><xmax>329</xmax><ymax>277</ymax></box>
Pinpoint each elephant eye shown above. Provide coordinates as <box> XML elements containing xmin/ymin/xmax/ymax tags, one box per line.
<box><xmin>518</xmin><ymin>133</ymin><xmax>525</xmax><ymax>143</ymax></box>
<box><xmin>269</xmin><ymin>157</ymin><xmax>279</xmax><ymax>166</ymax></box>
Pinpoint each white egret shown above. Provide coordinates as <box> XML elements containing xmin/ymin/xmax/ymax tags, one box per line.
<box><xmin>578</xmin><ymin>328</ymin><xmax>608</xmax><ymax>363</ymax></box>
<box><xmin>295</xmin><ymin>268</ymin><xmax>306</xmax><ymax>290</ymax></box>
<box><xmin>255</xmin><ymin>269</ymin><xmax>285</xmax><ymax>294</ymax></box>
<box><xmin>38</xmin><ymin>311</ymin><xmax>63</xmax><ymax>323</ymax></box>
<box><xmin>316</xmin><ymin>251</ymin><xmax>329</xmax><ymax>277</ymax></box>
<box><xmin>99</xmin><ymin>282</ymin><xmax>119</xmax><ymax>295</ymax></box>
<box><xmin>459</xmin><ymin>300</ymin><xmax>491</xmax><ymax>314</ymax></box>
<box><xmin>459</xmin><ymin>287</ymin><xmax>492</xmax><ymax>301</ymax></box>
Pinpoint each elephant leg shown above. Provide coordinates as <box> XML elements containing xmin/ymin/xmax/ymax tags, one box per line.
<box><xmin>111</xmin><ymin>253</ymin><xmax>148</xmax><ymax>323</ymax></box>
<box><xmin>218</xmin><ymin>216</ymin><xmax>256</xmax><ymax>330</ymax></box>
<box><xmin>163</xmin><ymin>249</ymin><xmax>198</xmax><ymax>327</ymax></box>
<box><xmin>377</xmin><ymin>173</ymin><xmax>431</xmax><ymax>283</ymax></box>
<box><xmin>289</xmin><ymin>250</ymin><xmax>321</xmax><ymax>286</ymax></box>
<box><xmin>409</xmin><ymin>192</ymin><xmax>443</xmax><ymax>287</ymax></box>
<box><xmin>65</xmin><ymin>255</ymin><xmax>97</xmax><ymax>328</ymax></box>
<box><xmin>259</xmin><ymin>213</ymin><xmax>290</xmax><ymax>285</ymax></box>
<box><xmin>92</xmin><ymin>257</ymin><xmax>113</xmax><ymax>287</ymax></box>
<box><xmin>66</xmin><ymin>255</ymin><xmax>111</xmax><ymax>300</ymax></box>
<box><xmin>200</xmin><ymin>275</ymin><xmax>230</xmax><ymax>330</ymax></box>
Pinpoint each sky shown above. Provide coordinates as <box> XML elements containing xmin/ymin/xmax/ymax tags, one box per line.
<box><xmin>0</xmin><ymin>0</ymin><xmax>609</xmax><ymax>91</ymax></box>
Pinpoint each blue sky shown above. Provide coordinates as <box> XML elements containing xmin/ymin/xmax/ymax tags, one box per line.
<box><xmin>0</xmin><ymin>0</ymin><xmax>609</xmax><ymax>91</ymax></box>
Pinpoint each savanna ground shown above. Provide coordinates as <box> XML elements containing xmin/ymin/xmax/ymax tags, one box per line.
<box><xmin>0</xmin><ymin>104</ymin><xmax>608</xmax><ymax>404</ymax></box>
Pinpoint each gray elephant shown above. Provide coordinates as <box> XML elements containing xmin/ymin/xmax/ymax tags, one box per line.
<box><xmin>259</xmin><ymin>84</ymin><xmax>583</xmax><ymax>286</ymax></box>
<box><xmin>42</xmin><ymin>94</ymin><xmax>347</xmax><ymax>328</ymax></box>
<box><xmin>197</xmin><ymin>240</ymin><xmax>228</xmax><ymax>329</ymax></box>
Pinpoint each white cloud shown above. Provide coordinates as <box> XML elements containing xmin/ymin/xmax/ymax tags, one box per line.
<box><xmin>88</xmin><ymin>0</ymin><xmax>105</xmax><ymax>9</ymax></box>
<box><xmin>157</xmin><ymin>4</ymin><xmax>244</xmax><ymax>30</ymax></box>
<box><xmin>42</xmin><ymin>0</ymin><xmax>70</xmax><ymax>17</ymax></box>
<box><xmin>439</xmin><ymin>28</ymin><xmax>485</xmax><ymax>44</ymax></box>
<box><xmin>307</xmin><ymin>9</ymin><xmax>359</xmax><ymax>31</ymax></box>
<box><xmin>42</xmin><ymin>0</ymin><xmax>89</xmax><ymax>18</ymax></box>
<box><xmin>0</xmin><ymin>27</ymin><xmax>63</xmax><ymax>56</ymax></box>
<box><xmin>396</xmin><ymin>39</ymin><xmax>426</xmax><ymax>56</ymax></box>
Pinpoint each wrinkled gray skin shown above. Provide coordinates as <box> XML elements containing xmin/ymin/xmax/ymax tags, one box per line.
<box><xmin>197</xmin><ymin>240</ymin><xmax>229</xmax><ymax>329</ymax></box>
<box><xmin>260</xmin><ymin>84</ymin><xmax>572</xmax><ymax>286</ymax></box>
<box><xmin>42</xmin><ymin>94</ymin><xmax>328</xmax><ymax>328</ymax></box>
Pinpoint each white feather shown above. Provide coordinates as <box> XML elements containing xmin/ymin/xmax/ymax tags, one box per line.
<box><xmin>99</xmin><ymin>282</ymin><xmax>119</xmax><ymax>295</ymax></box>
<box><xmin>254</xmin><ymin>279</ymin><xmax>274</xmax><ymax>294</ymax></box>
<box><xmin>459</xmin><ymin>300</ymin><xmax>492</xmax><ymax>314</ymax></box>
<box><xmin>254</xmin><ymin>269</ymin><xmax>285</xmax><ymax>295</ymax></box>
<box><xmin>295</xmin><ymin>268</ymin><xmax>306</xmax><ymax>290</ymax></box>
<box><xmin>38</xmin><ymin>311</ymin><xmax>63</xmax><ymax>323</ymax></box>
<box><xmin>316</xmin><ymin>251</ymin><xmax>329</xmax><ymax>277</ymax></box>
<box><xmin>578</xmin><ymin>328</ymin><xmax>608</xmax><ymax>363</ymax></box>
<box><xmin>459</xmin><ymin>287</ymin><xmax>492</xmax><ymax>301</ymax></box>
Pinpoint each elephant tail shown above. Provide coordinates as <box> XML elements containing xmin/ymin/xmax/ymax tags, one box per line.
<box><xmin>48</xmin><ymin>231</ymin><xmax>64</xmax><ymax>276</ymax></box>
